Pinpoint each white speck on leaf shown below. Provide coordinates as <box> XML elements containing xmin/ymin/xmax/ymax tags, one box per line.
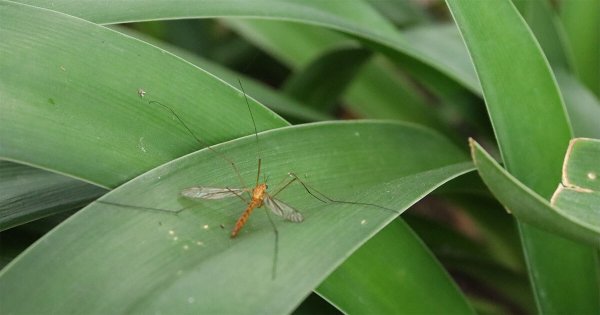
<box><xmin>138</xmin><ymin>137</ymin><xmax>147</xmax><ymax>153</ymax></box>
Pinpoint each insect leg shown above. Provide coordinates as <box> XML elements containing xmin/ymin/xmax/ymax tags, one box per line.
<box><xmin>96</xmin><ymin>200</ymin><xmax>190</xmax><ymax>214</ymax></box>
<box><xmin>263</xmin><ymin>207</ymin><xmax>279</xmax><ymax>280</ymax></box>
<box><xmin>287</xmin><ymin>172</ymin><xmax>399</xmax><ymax>214</ymax></box>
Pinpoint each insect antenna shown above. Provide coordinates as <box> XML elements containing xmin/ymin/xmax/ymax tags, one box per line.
<box><xmin>237</xmin><ymin>80</ymin><xmax>282</xmax><ymax>279</ymax></box>
<box><xmin>237</xmin><ymin>79</ymin><xmax>262</xmax><ymax>187</ymax></box>
<box><xmin>147</xmin><ymin>99</ymin><xmax>250</xmax><ymax>193</ymax></box>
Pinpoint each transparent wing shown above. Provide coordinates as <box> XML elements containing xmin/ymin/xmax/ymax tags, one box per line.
<box><xmin>264</xmin><ymin>195</ymin><xmax>304</xmax><ymax>222</ymax></box>
<box><xmin>181</xmin><ymin>187</ymin><xmax>246</xmax><ymax>200</ymax></box>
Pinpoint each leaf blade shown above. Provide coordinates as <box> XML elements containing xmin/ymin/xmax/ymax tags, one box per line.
<box><xmin>0</xmin><ymin>121</ymin><xmax>472</xmax><ymax>314</ymax></box>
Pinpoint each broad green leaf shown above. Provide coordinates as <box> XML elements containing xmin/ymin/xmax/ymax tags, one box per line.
<box><xmin>445</xmin><ymin>1</ymin><xmax>599</xmax><ymax>313</ymax></box>
<box><xmin>551</xmin><ymin>138</ymin><xmax>600</xmax><ymax>224</ymax></box>
<box><xmin>0</xmin><ymin>122</ymin><xmax>472</xmax><ymax>314</ymax></box>
<box><xmin>0</xmin><ymin>1</ymin><xmax>287</xmax><ymax>189</ymax></box>
<box><xmin>446</xmin><ymin>1</ymin><xmax>571</xmax><ymax>187</ymax></box>
<box><xmin>317</xmin><ymin>220</ymin><xmax>474</xmax><ymax>314</ymax></box>
<box><xmin>0</xmin><ymin>161</ymin><xmax>105</xmax><ymax>230</ymax></box>
<box><xmin>15</xmin><ymin>0</ymin><xmax>482</xmax><ymax>94</ymax></box>
<box><xmin>561</xmin><ymin>0</ymin><xmax>600</xmax><ymax>97</ymax></box>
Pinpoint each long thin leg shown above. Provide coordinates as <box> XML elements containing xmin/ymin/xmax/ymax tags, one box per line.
<box><xmin>270</xmin><ymin>176</ymin><xmax>297</xmax><ymax>199</ymax></box>
<box><xmin>96</xmin><ymin>200</ymin><xmax>192</xmax><ymax>214</ymax></box>
<box><xmin>287</xmin><ymin>172</ymin><xmax>399</xmax><ymax>213</ymax></box>
<box><xmin>263</xmin><ymin>207</ymin><xmax>279</xmax><ymax>280</ymax></box>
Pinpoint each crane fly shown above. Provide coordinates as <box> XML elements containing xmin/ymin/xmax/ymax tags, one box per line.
<box><xmin>109</xmin><ymin>81</ymin><xmax>396</xmax><ymax>279</ymax></box>
<box><xmin>122</xmin><ymin>81</ymin><xmax>317</xmax><ymax>279</ymax></box>
<box><xmin>140</xmin><ymin>81</ymin><xmax>308</xmax><ymax>241</ymax></box>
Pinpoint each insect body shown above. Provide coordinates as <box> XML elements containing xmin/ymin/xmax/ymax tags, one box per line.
<box><xmin>181</xmin><ymin>182</ymin><xmax>304</xmax><ymax>238</ymax></box>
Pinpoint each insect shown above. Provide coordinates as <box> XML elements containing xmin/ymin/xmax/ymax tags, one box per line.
<box><xmin>181</xmin><ymin>181</ymin><xmax>304</xmax><ymax>238</ymax></box>
<box><xmin>104</xmin><ymin>82</ymin><xmax>396</xmax><ymax>278</ymax></box>
<box><xmin>143</xmin><ymin>82</ymin><xmax>309</xmax><ymax>240</ymax></box>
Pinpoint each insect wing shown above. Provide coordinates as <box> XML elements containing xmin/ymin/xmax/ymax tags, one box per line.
<box><xmin>264</xmin><ymin>196</ymin><xmax>304</xmax><ymax>222</ymax></box>
<box><xmin>181</xmin><ymin>187</ymin><xmax>245</xmax><ymax>200</ymax></box>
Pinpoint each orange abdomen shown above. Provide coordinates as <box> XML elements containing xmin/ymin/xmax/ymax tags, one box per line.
<box><xmin>231</xmin><ymin>198</ymin><xmax>262</xmax><ymax>238</ymax></box>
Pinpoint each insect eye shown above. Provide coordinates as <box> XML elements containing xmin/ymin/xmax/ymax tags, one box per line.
<box><xmin>265</xmin><ymin>184</ymin><xmax>269</xmax><ymax>189</ymax></box>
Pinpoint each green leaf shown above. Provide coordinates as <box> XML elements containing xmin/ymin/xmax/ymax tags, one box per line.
<box><xmin>227</xmin><ymin>20</ymin><xmax>447</xmax><ymax>132</ymax></box>
<box><xmin>365</xmin><ymin>0</ymin><xmax>430</xmax><ymax>26</ymax></box>
<box><xmin>551</xmin><ymin>138</ymin><xmax>600</xmax><ymax>224</ymax></box>
<box><xmin>555</xmin><ymin>69</ymin><xmax>600</xmax><ymax>138</ymax></box>
<box><xmin>517</xmin><ymin>0</ymin><xmax>571</xmax><ymax>70</ymax></box>
<box><xmin>224</xmin><ymin>19</ymin><xmax>351</xmax><ymax>70</ymax></box>
<box><xmin>345</xmin><ymin>57</ymin><xmax>439</xmax><ymax>124</ymax></box>
<box><xmin>0</xmin><ymin>122</ymin><xmax>472</xmax><ymax>314</ymax></box>
<box><xmin>561</xmin><ymin>0</ymin><xmax>600</xmax><ymax>97</ymax></box>
<box><xmin>0</xmin><ymin>161</ymin><xmax>106</xmax><ymax>231</ymax></box>
<box><xmin>283</xmin><ymin>47</ymin><xmax>371</xmax><ymax>112</ymax></box>
<box><xmin>560</xmin><ymin>138</ymin><xmax>600</xmax><ymax>191</ymax></box>
<box><xmin>0</xmin><ymin>1</ymin><xmax>287</xmax><ymax>189</ymax></box>
<box><xmin>470</xmin><ymin>139</ymin><xmax>600</xmax><ymax>246</ymax></box>
<box><xmin>445</xmin><ymin>1</ymin><xmax>600</xmax><ymax>313</ymax></box>
<box><xmin>15</xmin><ymin>0</ymin><xmax>481</xmax><ymax>94</ymax></box>
<box><xmin>226</xmin><ymin>17</ymin><xmax>446</xmax><ymax>129</ymax></box>
<box><xmin>446</xmin><ymin>1</ymin><xmax>571</xmax><ymax>188</ymax></box>
<box><xmin>470</xmin><ymin>139</ymin><xmax>600</xmax><ymax>313</ymax></box>
<box><xmin>401</xmin><ymin>23</ymin><xmax>480</xmax><ymax>96</ymax></box>
<box><xmin>446</xmin><ymin>195</ymin><xmax>525</xmax><ymax>272</ymax></box>
<box><xmin>114</xmin><ymin>25</ymin><xmax>332</xmax><ymax>123</ymax></box>
<box><xmin>317</xmin><ymin>220</ymin><xmax>474</xmax><ymax>314</ymax></box>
